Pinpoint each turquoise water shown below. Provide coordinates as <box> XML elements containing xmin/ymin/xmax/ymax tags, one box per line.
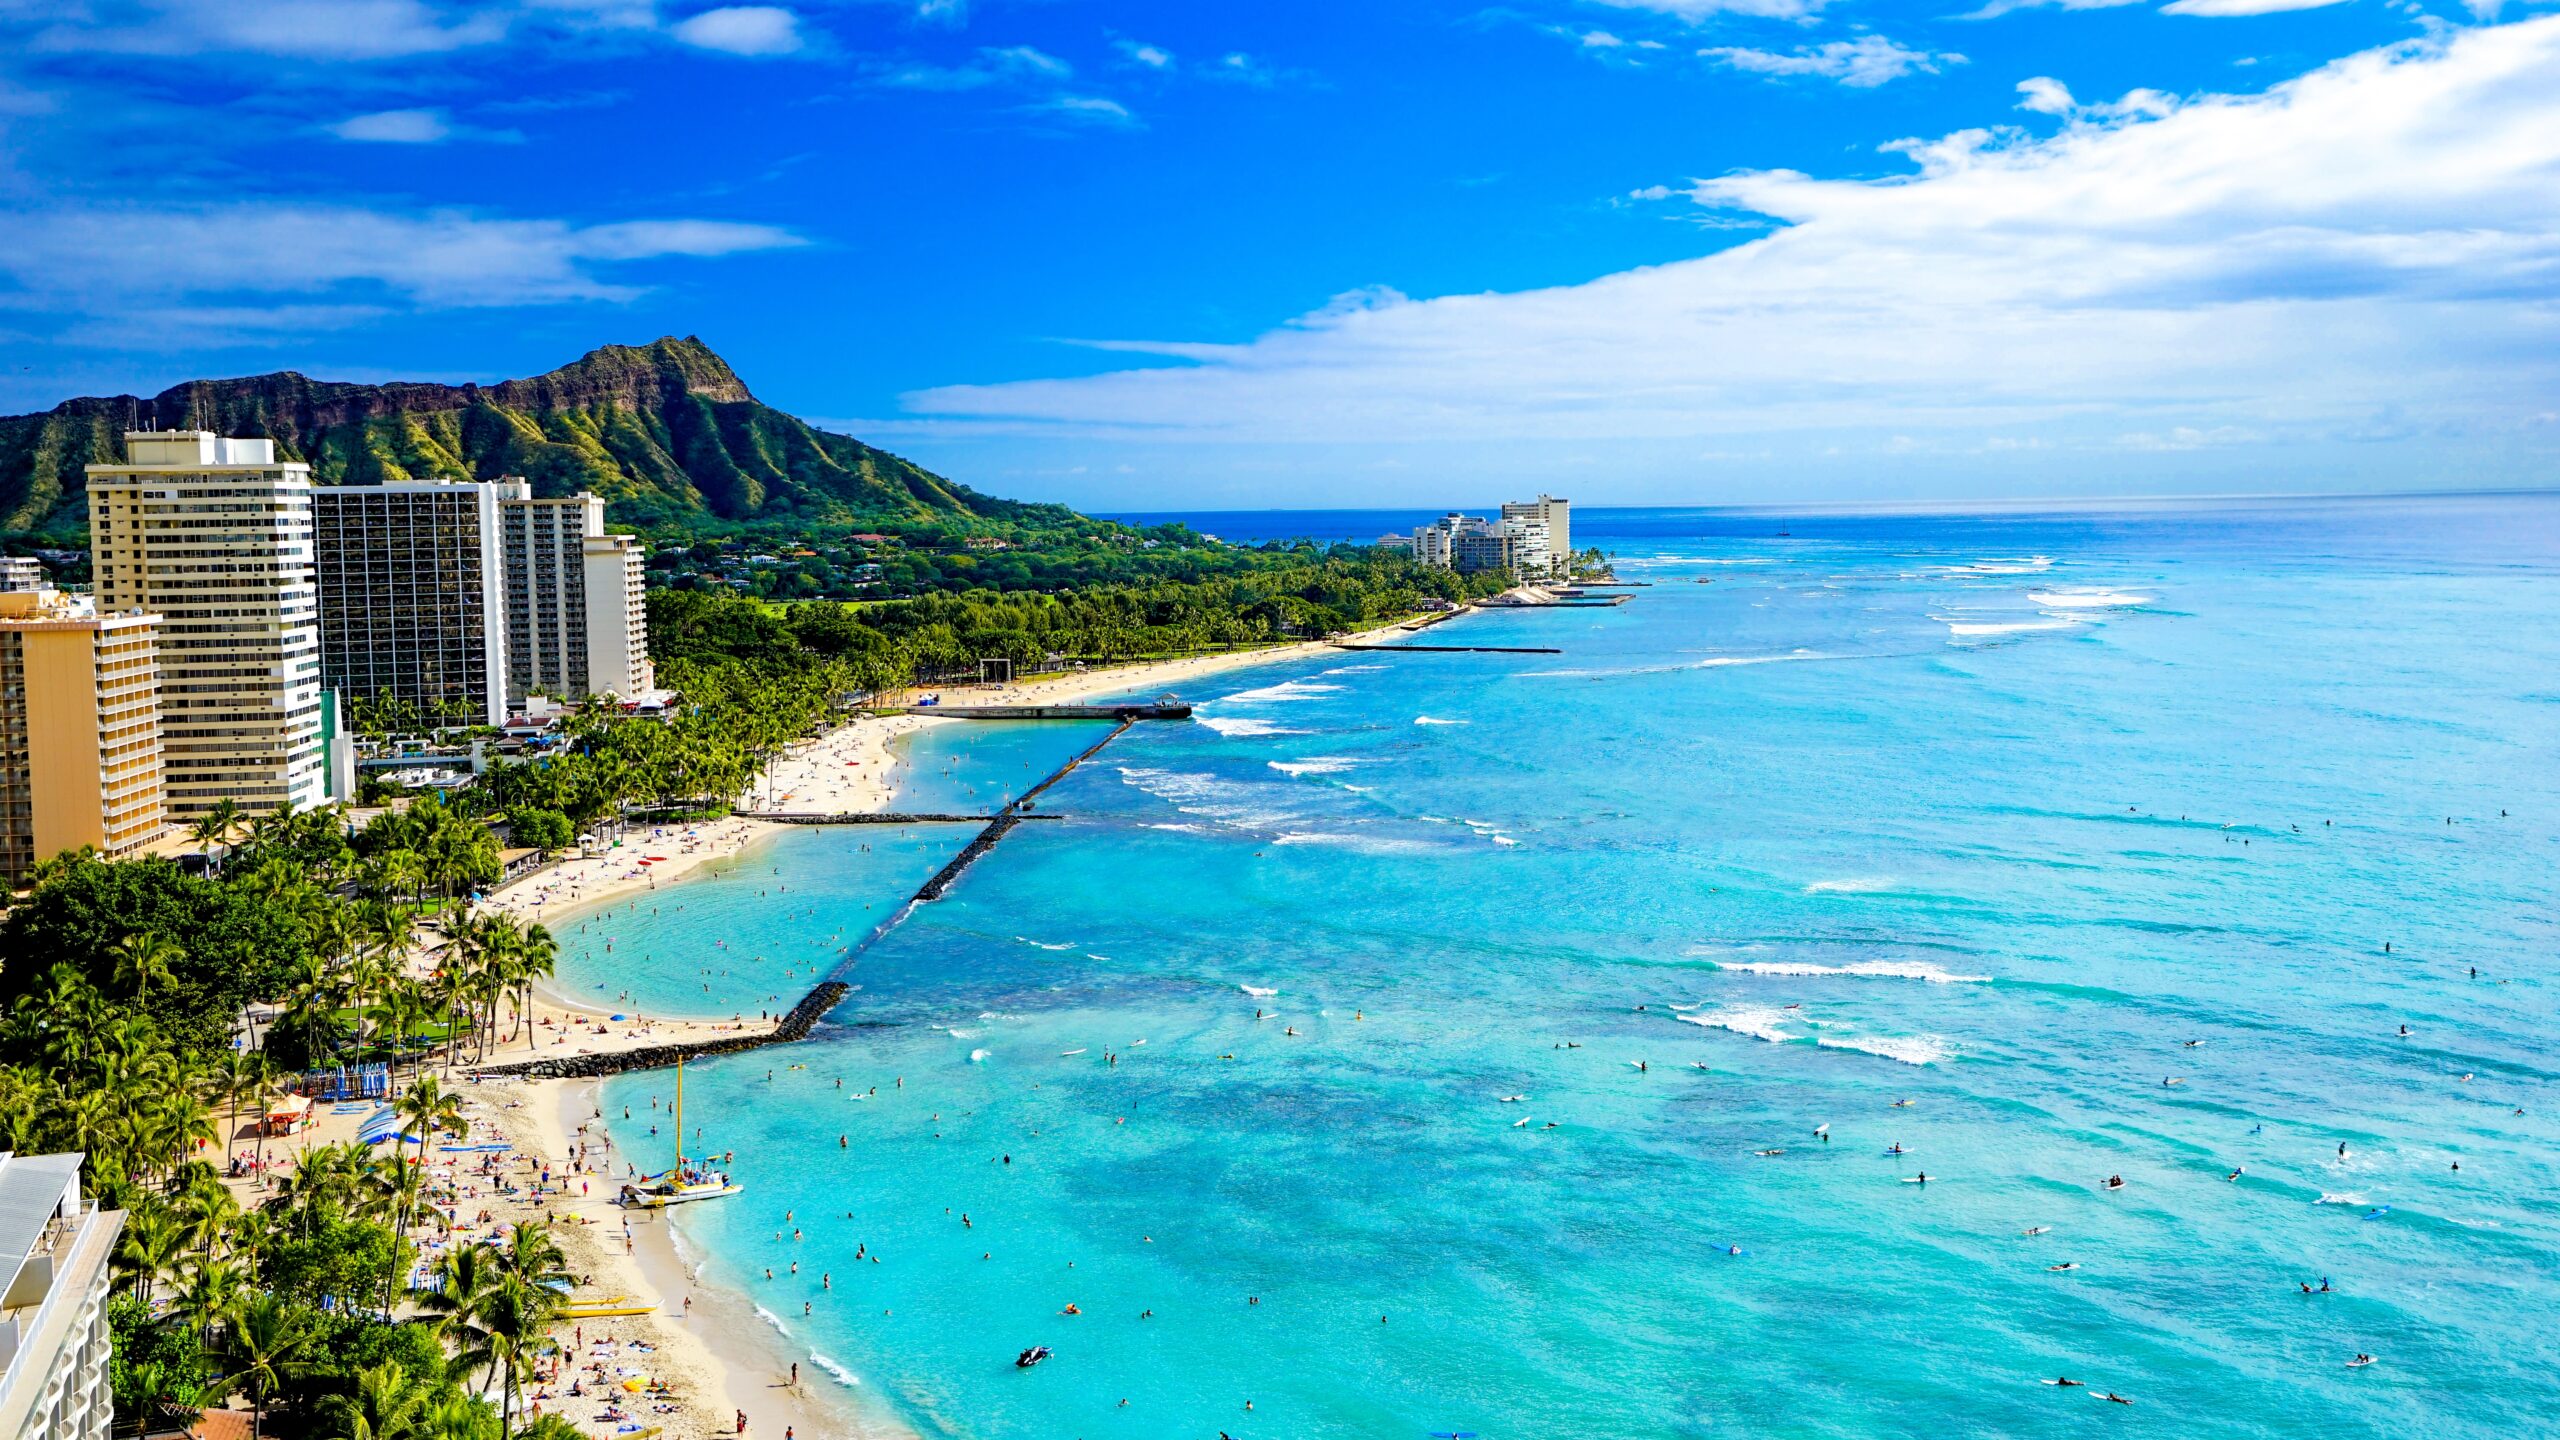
<box><xmin>582</xmin><ymin>496</ymin><xmax>2560</xmax><ymax>1439</ymax></box>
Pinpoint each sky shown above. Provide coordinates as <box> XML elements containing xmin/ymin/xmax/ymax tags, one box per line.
<box><xmin>2</xmin><ymin>0</ymin><xmax>2557</xmax><ymax>509</ymax></box>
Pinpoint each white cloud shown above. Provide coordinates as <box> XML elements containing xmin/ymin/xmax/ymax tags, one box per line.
<box><xmin>1117</xmin><ymin>40</ymin><xmax>1173</xmax><ymax>68</ymax></box>
<box><xmin>1703</xmin><ymin>35</ymin><xmax>1965</xmax><ymax>86</ymax></box>
<box><xmin>1583</xmin><ymin>29</ymin><xmax>1630</xmax><ymax>47</ymax></box>
<box><xmin>1043</xmin><ymin>95</ymin><xmax>1136</xmax><ymax>125</ymax></box>
<box><xmin>670</xmin><ymin>5</ymin><xmax>802</xmax><ymax>55</ymax></box>
<box><xmin>904</xmin><ymin>19</ymin><xmax>2560</xmax><ymax>487</ymax></box>
<box><xmin>1957</xmin><ymin>0</ymin><xmax>2142</xmax><ymax>17</ymax></box>
<box><xmin>28</xmin><ymin>0</ymin><xmax>513</xmax><ymax>59</ymax></box>
<box><xmin>1587</xmin><ymin>0</ymin><xmax>1831</xmax><ymax>19</ymax></box>
<box><xmin>328</xmin><ymin>108</ymin><xmax>452</xmax><ymax>142</ymax></box>
<box><xmin>875</xmin><ymin>44</ymin><xmax>1070</xmax><ymax>89</ymax></box>
<box><xmin>2163</xmin><ymin>0</ymin><xmax>2351</xmax><ymax>12</ymax></box>
<box><xmin>0</xmin><ymin>203</ymin><xmax>805</xmax><ymax>320</ymax></box>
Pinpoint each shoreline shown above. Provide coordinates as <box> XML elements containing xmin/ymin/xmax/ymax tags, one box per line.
<box><xmin>462</xmin><ymin>609</ymin><xmax>1452</xmax><ymax>1440</ymax></box>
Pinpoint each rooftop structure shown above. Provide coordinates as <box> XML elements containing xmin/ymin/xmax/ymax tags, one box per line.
<box><xmin>0</xmin><ymin>1151</ymin><xmax>125</xmax><ymax>1440</ymax></box>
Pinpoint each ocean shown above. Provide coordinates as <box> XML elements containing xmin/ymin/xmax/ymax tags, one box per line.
<box><xmin>568</xmin><ymin>495</ymin><xmax>2560</xmax><ymax>1439</ymax></box>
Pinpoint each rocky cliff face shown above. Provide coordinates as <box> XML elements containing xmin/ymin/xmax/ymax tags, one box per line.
<box><xmin>0</xmin><ymin>338</ymin><xmax>1044</xmax><ymax>534</ymax></box>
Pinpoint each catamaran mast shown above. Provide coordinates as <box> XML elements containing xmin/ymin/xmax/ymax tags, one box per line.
<box><xmin>675</xmin><ymin>1057</ymin><xmax>685</xmax><ymax>1169</ymax></box>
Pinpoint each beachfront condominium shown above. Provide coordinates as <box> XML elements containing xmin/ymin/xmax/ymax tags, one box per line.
<box><xmin>1393</xmin><ymin>511</ymin><xmax>1551</xmax><ymax>577</ymax></box>
<box><xmin>1501</xmin><ymin>495</ymin><xmax>1571</xmax><ymax>578</ymax></box>
<box><xmin>0</xmin><ymin>589</ymin><xmax>165</xmax><ymax>885</ymax></box>
<box><xmin>86</xmin><ymin>432</ymin><xmax>323</xmax><ymax>820</ymax></box>
<box><xmin>497</xmin><ymin>485</ymin><xmax>655</xmax><ymax>705</ymax></box>
<box><xmin>0</xmin><ymin>557</ymin><xmax>43</xmax><ymax>592</ymax></box>
<box><xmin>582</xmin><ymin>529</ymin><xmax>653</xmax><ymax>699</ymax></box>
<box><xmin>312</xmin><ymin>480</ymin><xmax>511</xmax><ymax>728</ymax></box>
<box><xmin>0</xmin><ymin>1151</ymin><xmax>126</xmax><ymax>1440</ymax></box>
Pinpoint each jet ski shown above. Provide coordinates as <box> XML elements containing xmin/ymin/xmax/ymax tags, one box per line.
<box><xmin>1015</xmin><ymin>1346</ymin><xmax>1052</xmax><ymax>1369</ymax></box>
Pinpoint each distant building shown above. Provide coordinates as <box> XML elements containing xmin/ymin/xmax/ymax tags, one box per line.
<box><xmin>312</xmin><ymin>480</ymin><xmax>511</xmax><ymax>728</ymax></box>
<box><xmin>496</xmin><ymin>485</ymin><xmax>655</xmax><ymax>705</ymax></box>
<box><xmin>0</xmin><ymin>589</ymin><xmax>165</xmax><ymax>885</ymax></box>
<box><xmin>1501</xmin><ymin>494</ymin><xmax>1571</xmax><ymax>577</ymax></box>
<box><xmin>1450</xmin><ymin>524</ymin><xmax>1523</xmax><ymax>576</ymax></box>
<box><xmin>0</xmin><ymin>557</ymin><xmax>43</xmax><ymax>593</ymax></box>
<box><xmin>1391</xmin><ymin>499</ymin><xmax>1570</xmax><ymax>579</ymax></box>
<box><xmin>86</xmin><ymin>432</ymin><xmax>324</xmax><ymax>820</ymax></box>
<box><xmin>0</xmin><ymin>1151</ymin><xmax>126</xmax><ymax>1440</ymax></box>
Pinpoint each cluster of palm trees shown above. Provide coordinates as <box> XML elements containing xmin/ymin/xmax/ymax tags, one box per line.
<box><xmin>264</xmin><ymin>904</ymin><xmax>558</xmax><ymax>1078</ymax></box>
<box><xmin>111</xmin><ymin>1109</ymin><xmax>585</xmax><ymax>1440</ymax></box>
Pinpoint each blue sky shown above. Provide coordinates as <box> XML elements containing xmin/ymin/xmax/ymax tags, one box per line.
<box><xmin>2</xmin><ymin>0</ymin><xmax>2556</xmax><ymax>508</ymax></box>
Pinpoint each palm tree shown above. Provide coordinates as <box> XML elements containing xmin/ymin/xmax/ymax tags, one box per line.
<box><xmin>214</xmin><ymin>1051</ymin><xmax>271</xmax><ymax>1165</ymax></box>
<box><xmin>113</xmin><ymin>1204</ymin><xmax>187</xmax><ymax>1305</ymax></box>
<box><xmin>417</xmin><ymin>1244</ymin><xmax>500</xmax><ymax>1395</ymax></box>
<box><xmin>108</xmin><ymin>931</ymin><xmax>184</xmax><ymax>1005</ymax></box>
<box><xmin>512</xmin><ymin>926</ymin><xmax>557</xmax><ymax>1052</ymax></box>
<box><xmin>394</xmin><ymin>1075</ymin><xmax>464</xmax><ymax>1177</ymax></box>
<box><xmin>188</xmin><ymin>797</ymin><xmax>242</xmax><ymax>852</ymax></box>
<box><xmin>170</xmin><ymin>1255</ymin><xmax>248</xmax><ymax>1345</ymax></box>
<box><xmin>418</xmin><ymin>1395</ymin><xmax>500</xmax><ymax>1440</ymax></box>
<box><xmin>222</xmin><ymin>1291</ymin><xmax>317</xmax><ymax>1440</ymax></box>
<box><xmin>326</xmin><ymin>1359</ymin><xmax>432</xmax><ymax>1440</ymax></box>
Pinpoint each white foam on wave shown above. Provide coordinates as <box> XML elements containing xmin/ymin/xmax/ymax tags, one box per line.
<box><xmin>1269</xmin><ymin>757</ymin><xmax>1358</xmax><ymax>777</ymax></box>
<box><xmin>1717</xmin><ymin>959</ymin><xmax>1990</xmax><ymax>984</ymax></box>
<box><xmin>1491</xmin><ymin>834</ymin><xmax>1521</xmax><ymax>847</ymax></box>
<box><xmin>1414</xmin><ymin>715</ymin><xmax>1468</xmax><ymax>726</ymax></box>
<box><xmin>1222</xmin><ymin>679</ymin><xmax>1345</xmax><ymax>705</ymax></box>
<box><xmin>1240</xmin><ymin>984</ymin><xmax>1278</xmax><ymax>997</ymax></box>
<box><xmin>1804</xmin><ymin>876</ymin><xmax>1896</xmax><ymax>895</ymax></box>
<box><xmin>1816</xmin><ymin>1034</ymin><xmax>1949</xmax><ymax>1065</ymax></box>
<box><xmin>2027</xmin><ymin>588</ymin><xmax>2152</xmax><ymax>609</ymax></box>
<box><xmin>807</xmin><ymin>1352</ymin><xmax>864</xmax><ymax>1388</ymax></box>
<box><xmin>1198</xmin><ymin>716</ymin><xmax>1306</xmax><ymax>738</ymax></box>
<box><xmin>1319</xmin><ymin>664</ymin><xmax>1386</xmax><ymax>676</ymax></box>
<box><xmin>1118</xmin><ymin>766</ymin><xmax>1302</xmax><ymax>830</ymax></box>
<box><xmin>1270</xmin><ymin>830</ymin><xmax>1442</xmax><ymax>854</ymax></box>
<box><xmin>968</xmin><ymin>1048</ymin><xmax>991</xmax><ymax>1064</ymax></box>
<box><xmin>939</xmin><ymin>1027</ymin><xmax>982</xmax><ymax>1040</ymax></box>
<box><xmin>1950</xmin><ymin>555</ymin><xmax>2054</xmax><ymax>575</ymax></box>
<box><xmin>1015</xmin><ymin>937</ymin><xmax>1076</xmax><ymax>951</ymax></box>
<box><xmin>1676</xmin><ymin>1006</ymin><xmax>1798</xmax><ymax>1044</ymax></box>
<box><xmin>1145</xmin><ymin>822</ymin><xmax>1212</xmax><ymax>834</ymax></box>
<box><xmin>1522</xmin><ymin>649</ymin><xmax>1824</xmax><ymax>680</ymax></box>
<box><xmin>1941</xmin><ymin>617</ymin><xmax>2081</xmax><ymax>639</ymax></box>
<box><xmin>2314</xmin><ymin>1192</ymin><xmax>2367</xmax><ymax>1206</ymax></box>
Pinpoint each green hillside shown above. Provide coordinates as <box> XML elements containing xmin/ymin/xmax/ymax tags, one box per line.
<box><xmin>0</xmin><ymin>337</ymin><xmax>1064</xmax><ymax>537</ymax></box>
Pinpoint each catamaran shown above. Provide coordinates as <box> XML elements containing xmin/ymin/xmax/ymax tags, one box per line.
<box><xmin>617</xmin><ymin>1058</ymin><xmax>743</xmax><ymax>1209</ymax></box>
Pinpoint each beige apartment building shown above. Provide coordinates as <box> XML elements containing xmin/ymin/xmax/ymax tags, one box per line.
<box><xmin>86</xmin><ymin>432</ymin><xmax>324</xmax><ymax>820</ymax></box>
<box><xmin>0</xmin><ymin>590</ymin><xmax>164</xmax><ymax>885</ymax></box>
<box><xmin>582</xmin><ymin>531</ymin><xmax>654</xmax><ymax>700</ymax></box>
<box><xmin>497</xmin><ymin>484</ymin><xmax>653</xmax><ymax>706</ymax></box>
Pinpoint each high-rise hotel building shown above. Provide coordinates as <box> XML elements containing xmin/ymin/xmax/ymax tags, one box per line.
<box><xmin>86</xmin><ymin>432</ymin><xmax>324</xmax><ymax>819</ymax></box>
<box><xmin>312</xmin><ymin>480</ymin><xmax>510</xmax><ymax>728</ymax></box>
<box><xmin>497</xmin><ymin>485</ymin><xmax>653</xmax><ymax>705</ymax></box>
<box><xmin>0</xmin><ymin>589</ymin><xmax>164</xmax><ymax>885</ymax></box>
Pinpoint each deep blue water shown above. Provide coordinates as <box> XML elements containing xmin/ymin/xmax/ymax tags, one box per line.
<box><xmin>573</xmin><ymin>497</ymin><xmax>2560</xmax><ymax>1440</ymax></box>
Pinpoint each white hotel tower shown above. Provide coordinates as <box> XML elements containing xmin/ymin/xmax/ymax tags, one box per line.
<box><xmin>86</xmin><ymin>432</ymin><xmax>325</xmax><ymax>818</ymax></box>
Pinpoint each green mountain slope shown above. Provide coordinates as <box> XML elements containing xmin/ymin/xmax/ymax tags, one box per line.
<box><xmin>0</xmin><ymin>337</ymin><xmax>1060</xmax><ymax>535</ymax></box>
